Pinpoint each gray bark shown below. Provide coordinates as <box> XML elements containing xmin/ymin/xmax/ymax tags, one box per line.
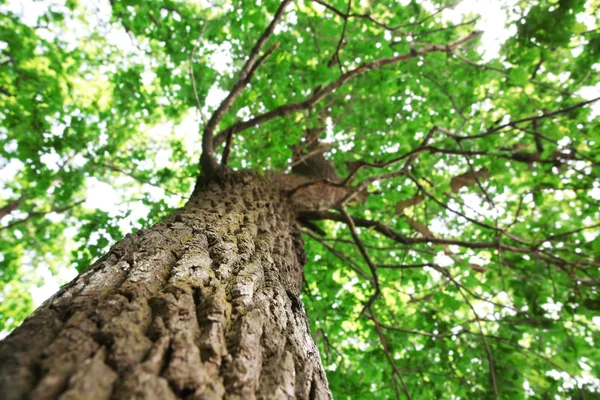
<box><xmin>0</xmin><ymin>171</ymin><xmax>331</xmax><ymax>400</ymax></box>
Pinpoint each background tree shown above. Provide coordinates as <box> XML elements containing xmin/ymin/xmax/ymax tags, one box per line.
<box><xmin>1</xmin><ymin>0</ymin><xmax>599</xmax><ymax>398</ymax></box>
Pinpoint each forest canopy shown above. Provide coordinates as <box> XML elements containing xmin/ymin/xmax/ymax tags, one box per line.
<box><xmin>1</xmin><ymin>0</ymin><xmax>600</xmax><ymax>398</ymax></box>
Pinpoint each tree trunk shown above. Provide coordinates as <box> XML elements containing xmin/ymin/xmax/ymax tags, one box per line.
<box><xmin>0</xmin><ymin>171</ymin><xmax>331</xmax><ymax>400</ymax></box>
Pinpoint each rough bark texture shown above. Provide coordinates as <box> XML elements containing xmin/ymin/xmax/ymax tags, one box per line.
<box><xmin>0</xmin><ymin>171</ymin><xmax>331</xmax><ymax>400</ymax></box>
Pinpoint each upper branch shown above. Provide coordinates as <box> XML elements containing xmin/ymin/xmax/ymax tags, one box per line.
<box><xmin>312</xmin><ymin>0</ymin><xmax>461</xmax><ymax>33</ymax></box>
<box><xmin>200</xmin><ymin>0</ymin><xmax>291</xmax><ymax>172</ymax></box>
<box><xmin>213</xmin><ymin>31</ymin><xmax>483</xmax><ymax>147</ymax></box>
<box><xmin>298</xmin><ymin>210</ymin><xmax>600</xmax><ymax>270</ymax></box>
<box><xmin>0</xmin><ymin>200</ymin><xmax>84</xmax><ymax>232</ymax></box>
<box><xmin>456</xmin><ymin>96</ymin><xmax>600</xmax><ymax>141</ymax></box>
<box><xmin>339</xmin><ymin>207</ymin><xmax>380</xmax><ymax>316</ymax></box>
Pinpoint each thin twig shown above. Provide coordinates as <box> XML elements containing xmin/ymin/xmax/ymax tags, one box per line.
<box><xmin>94</xmin><ymin>161</ymin><xmax>182</xmax><ymax>198</ymax></box>
<box><xmin>453</xmin><ymin>52</ymin><xmax>573</xmax><ymax>96</ymax></box>
<box><xmin>190</xmin><ymin>23</ymin><xmax>208</xmax><ymax>126</ymax></box>
<box><xmin>422</xmin><ymin>73</ymin><xmax>466</xmax><ymax>121</ymax></box>
<box><xmin>213</xmin><ymin>32</ymin><xmax>483</xmax><ymax>147</ymax></box>
<box><xmin>457</xmin><ymin>96</ymin><xmax>600</xmax><ymax>141</ymax></box>
<box><xmin>454</xmin><ymin>284</ymin><xmax>499</xmax><ymax>400</ymax></box>
<box><xmin>332</xmin><ymin>0</ymin><xmax>352</xmax><ymax>73</ymax></box>
<box><xmin>0</xmin><ymin>200</ymin><xmax>84</xmax><ymax>232</ymax></box>
<box><xmin>369</xmin><ymin>309</ymin><xmax>413</xmax><ymax>400</ymax></box>
<box><xmin>298</xmin><ymin>210</ymin><xmax>600</xmax><ymax>269</ymax></box>
<box><xmin>339</xmin><ymin>207</ymin><xmax>380</xmax><ymax>317</ymax></box>
<box><xmin>313</xmin><ymin>0</ymin><xmax>461</xmax><ymax>33</ymax></box>
<box><xmin>303</xmin><ymin>229</ymin><xmax>373</xmax><ymax>281</ymax></box>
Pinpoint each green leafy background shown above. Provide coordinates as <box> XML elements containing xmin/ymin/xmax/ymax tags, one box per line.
<box><xmin>1</xmin><ymin>0</ymin><xmax>599</xmax><ymax>398</ymax></box>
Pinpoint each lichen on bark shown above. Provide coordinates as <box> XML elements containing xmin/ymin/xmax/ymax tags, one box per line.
<box><xmin>0</xmin><ymin>171</ymin><xmax>331</xmax><ymax>400</ymax></box>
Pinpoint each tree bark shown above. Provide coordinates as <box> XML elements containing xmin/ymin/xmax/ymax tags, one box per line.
<box><xmin>0</xmin><ymin>171</ymin><xmax>331</xmax><ymax>400</ymax></box>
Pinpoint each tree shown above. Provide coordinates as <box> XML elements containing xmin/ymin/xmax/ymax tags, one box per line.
<box><xmin>0</xmin><ymin>0</ymin><xmax>599</xmax><ymax>398</ymax></box>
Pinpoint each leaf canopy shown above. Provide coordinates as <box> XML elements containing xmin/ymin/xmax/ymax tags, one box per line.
<box><xmin>1</xmin><ymin>0</ymin><xmax>600</xmax><ymax>398</ymax></box>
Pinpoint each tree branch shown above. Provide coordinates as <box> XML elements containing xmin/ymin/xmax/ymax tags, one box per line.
<box><xmin>93</xmin><ymin>161</ymin><xmax>183</xmax><ymax>198</ymax></box>
<box><xmin>298</xmin><ymin>210</ymin><xmax>600</xmax><ymax>269</ymax></box>
<box><xmin>339</xmin><ymin>207</ymin><xmax>380</xmax><ymax>317</ymax></box>
<box><xmin>190</xmin><ymin>24</ymin><xmax>209</xmax><ymax>126</ymax></box>
<box><xmin>200</xmin><ymin>0</ymin><xmax>291</xmax><ymax>173</ymax></box>
<box><xmin>213</xmin><ymin>31</ymin><xmax>483</xmax><ymax>148</ymax></box>
<box><xmin>369</xmin><ymin>309</ymin><xmax>413</xmax><ymax>400</ymax></box>
<box><xmin>453</xmin><ymin>282</ymin><xmax>499</xmax><ymax>399</ymax></box>
<box><xmin>312</xmin><ymin>0</ymin><xmax>461</xmax><ymax>33</ymax></box>
<box><xmin>0</xmin><ymin>200</ymin><xmax>84</xmax><ymax>232</ymax></box>
<box><xmin>457</xmin><ymin>96</ymin><xmax>600</xmax><ymax>141</ymax></box>
<box><xmin>303</xmin><ymin>229</ymin><xmax>373</xmax><ymax>282</ymax></box>
<box><xmin>452</xmin><ymin>51</ymin><xmax>573</xmax><ymax>96</ymax></box>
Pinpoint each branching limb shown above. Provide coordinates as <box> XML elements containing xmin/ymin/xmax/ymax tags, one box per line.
<box><xmin>337</xmin><ymin>125</ymin><xmax>444</xmax><ymax>189</ymax></box>
<box><xmin>339</xmin><ymin>207</ymin><xmax>380</xmax><ymax>317</ymax></box>
<box><xmin>457</xmin><ymin>96</ymin><xmax>600</xmax><ymax>141</ymax></box>
<box><xmin>200</xmin><ymin>0</ymin><xmax>291</xmax><ymax>173</ymax></box>
<box><xmin>303</xmin><ymin>229</ymin><xmax>373</xmax><ymax>282</ymax></box>
<box><xmin>328</xmin><ymin>141</ymin><xmax>593</xmax><ymax>200</ymax></box>
<box><xmin>312</xmin><ymin>0</ymin><xmax>461</xmax><ymax>34</ymax></box>
<box><xmin>221</xmin><ymin>121</ymin><xmax>236</xmax><ymax>166</ymax></box>
<box><xmin>213</xmin><ymin>32</ymin><xmax>483</xmax><ymax>147</ymax></box>
<box><xmin>407</xmin><ymin>171</ymin><xmax>526</xmax><ymax>244</ymax></box>
<box><xmin>369</xmin><ymin>308</ymin><xmax>413</xmax><ymax>400</ymax></box>
<box><xmin>0</xmin><ymin>200</ymin><xmax>84</xmax><ymax>232</ymax></box>
<box><xmin>298</xmin><ymin>210</ymin><xmax>600</xmax><ymax>269</ymax></box>
<box><xmin>190</xmin><ymin>23</ymin><xmax>208</xmax><ymax>126</ymax></box>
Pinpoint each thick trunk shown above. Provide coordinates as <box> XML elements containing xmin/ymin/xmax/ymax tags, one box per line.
<box><xmin>0</xmin><ymin>171</ymin><xmax>331</xmax><ymax>400</ymax></box>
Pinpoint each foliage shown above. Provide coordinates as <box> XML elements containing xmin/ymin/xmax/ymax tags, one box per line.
<box><xmin>1</xmin><ymin>0</ymin><xmax>600</xmax><ymax>398</ymax></box>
